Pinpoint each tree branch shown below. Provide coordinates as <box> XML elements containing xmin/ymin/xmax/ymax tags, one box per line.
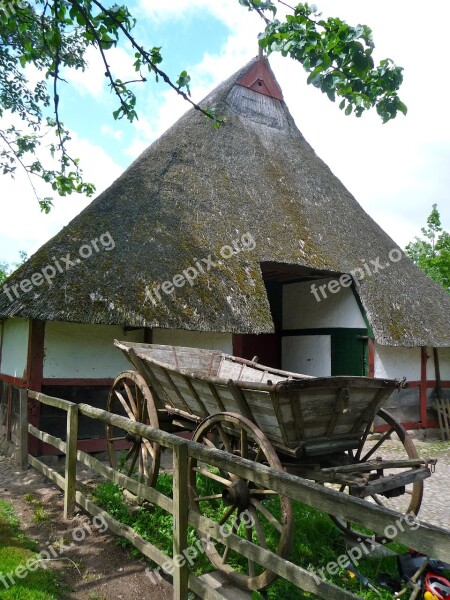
<box><xmin>87</xmin><ymin>0</ymin><xmax>224</xmax><ymax>125</ymax></box>
<box><xmin>0</xmin><ymin>130</ymin><xmax>41</xmax><ymax>203</ymax></box>
<box><xmin>69</xmin><ymin>0</ymin><xmax>132</xmax><ymax>120</ymax></box>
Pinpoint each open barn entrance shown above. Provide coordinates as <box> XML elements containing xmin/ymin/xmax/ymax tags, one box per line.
<box><xmin>234</xmin><ymin>262</ymin><xmax>371</xmax><ymax>377</ymax></box>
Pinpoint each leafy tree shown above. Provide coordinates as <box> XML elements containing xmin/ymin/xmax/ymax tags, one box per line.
<box><xmin>405</xmin><ymin>204</ymin><xmax>450</xmax><ymax>292</ymax></box>
<box><xmin>0</xmin><ymin>262</ymin><xmax>8</xmax><ymax>285</ymax></box>
<box><xmin>0</xmin><ymin>0</ymin><xmax>406</xmax><ymax>210</ymax></box>
<box><xmin>0</xmin><ymin>252</ymin><xmax>27</xmax><ymax>284</ymax></box>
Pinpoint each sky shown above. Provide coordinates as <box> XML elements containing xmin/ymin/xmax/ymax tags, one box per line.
<box><xmin>1</xmin><ymin>0</ymin><xmax>449</xmax><ymax>266</ymax></box>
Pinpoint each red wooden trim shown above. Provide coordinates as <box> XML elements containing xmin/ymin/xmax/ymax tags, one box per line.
<box><xmin>27</xmin><ymin>320</ymin><xmax>45</xmax><ymax>391</ymax></box>
<box><xmin>0</xmin><ymin>373</ymin><xmax>27</xmax><ymax>387</ymax></box>
<box><xmin>407</xmin><ymin>380</ymin><xmax>450</xmax><ymax>388</ymax></box>
<box><xmin>420</xmin><ymin>347</ymin><xmax>428</xmax><ymax>428</ymax></box>
<box><xmin>232</xmin><ymin>334</ymin><xmax>245</xmax><ymax>359</ymax></box>
<box><xmin>368</xmin><ymin>338</ymin><xmax>375</xmax><ymax>378</ymax></box>
<box><xmin>236</xmin><ymin>58</ymin><xmax>284</xmax><ymax>100</ymax></box>
<box><xmin>27</xmin><ymin>320</ymin><xmax>45</xmax><ymax>455</ymax></box>
<box><xmin>0</xmin><ymin>319</ymin><xmax>4</xmax><ymax>375</ymax></box>
<box><xmin>42</xmin><ymin>378</ymin><xmax>114</xmax><ymax>387</ymax></box>
<box><xmin>6</xmin><ymin>385</ymin><xmax>12</xmax><ymax>441</ymax></box>
<box><xmin>375</xmin><ymin>419</ymin><xmax>439</xmax><ymax>432</ymax></box>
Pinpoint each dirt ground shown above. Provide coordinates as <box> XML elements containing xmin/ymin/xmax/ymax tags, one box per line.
<box><xmin>0</xmin><ymin>456</ymin><xmax>173</xmax><ymax>600</ymax></box>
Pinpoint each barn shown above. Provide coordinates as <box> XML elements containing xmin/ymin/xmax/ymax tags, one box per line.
<box><xmin>1</xmin><ymin>56</ymin><xmax>449</xmax><ymax>454</ymax></box>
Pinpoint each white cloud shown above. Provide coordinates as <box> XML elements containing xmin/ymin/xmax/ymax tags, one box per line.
<box><xmin>64</xmin><ymin>45</ymin><xmax>139</xmax><ymax>99</ymax></box>
<box><xmin>0</xmin><ymin>133</ymin><xmax>123</xmax><ymax>264</ymax></box>
<box><xmin>137</xmin><ymin>0</ymin><xmax>248</xmax><ymax>30</ymax></box>
<box><xmin>2</xmin><ymin>0</ymin><xmax>449</xmax><ymax>266</ymax></box>
<box><xmin>101</xmin><ymin>124</ymin><xmax>124</xmax><ymax>141</ymax></box>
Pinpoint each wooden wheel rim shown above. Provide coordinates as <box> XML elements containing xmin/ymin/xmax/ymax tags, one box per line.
<box><xmin>189</xmin><ymin>412</ymin><xmax>293</xmax><ymax>591</ymax></box>
<box><xmin>330</xmin><ymin>408</ymin><xmax>423</xmax><ymax>541</ymax></box>
<box><xmin>106</xmin><ymin>370</ymin><xmax>160</xmax><ymax>488</ymax></box>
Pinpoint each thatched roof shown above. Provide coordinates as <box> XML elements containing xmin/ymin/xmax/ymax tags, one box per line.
<box><xmin>1</xmin><ymin>57</ymin><xmax>449</xmax><ymax>347</ymax></box>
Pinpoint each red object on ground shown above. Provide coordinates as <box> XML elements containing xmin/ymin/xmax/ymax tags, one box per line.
<box><xmin>424</xmin><ymin>573</ymin><xmax>450</xmax><ymax>600</ymax></box>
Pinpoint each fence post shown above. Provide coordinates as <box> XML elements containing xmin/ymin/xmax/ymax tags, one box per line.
<box><xmin>173</xmin><ymin>442</ymin><xmax>189</xmax><ymax>600</ymax></box>
<box><xmin>64</xmin><ymin>404</ymin><xmax>79</xmax><ymax>520</ymax></box>
<box><xmin>17</xmin><ymin>388</ymin><xmax>29</xmax><ymax>470</ymax></box>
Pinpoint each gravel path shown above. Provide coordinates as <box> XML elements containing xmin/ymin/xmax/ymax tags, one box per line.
<box><xmin>404</xmin><ymin>438</ymin><xmax>450</xmax><ymax>529</ymax></box>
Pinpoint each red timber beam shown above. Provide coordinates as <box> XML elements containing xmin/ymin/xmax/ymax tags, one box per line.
<box><xmin>368</xmin><ymin>338</ymin><xmax>375</xmax><ymax>378</ymax></box>
<box><xmin>420</xmin><ymin>346</ymin><xmax>428</xmax><ymax>428</ymax></box>
<box><xmin>26</xmin><ymin>319</ymin><xmax>45</xmax><ymax>455</ymax></box>
<box><xmin>41</xmin><ymin>378</ymin><xmax>114</xmax><ymax>386</ymax></box>
<box><xmin>0</xmin><ymin>374</ymin><xmax>27</xmax><ymax>387</ymax></box>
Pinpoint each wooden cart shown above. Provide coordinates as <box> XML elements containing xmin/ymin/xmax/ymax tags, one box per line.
<box><xmin>107</xmin><ymin>341</ymin><xmax>436</xmax><ymax>591</ymax></box>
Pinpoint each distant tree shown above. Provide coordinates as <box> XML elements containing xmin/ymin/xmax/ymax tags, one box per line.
<box><xmin>405</xmin><ymin>204</ymin><xmax>450</xmax><ymax>292</ymax></box>
<box><xmin>0</xmin><ymin>262</ymin><xmax>8</xmax><ymax>284</ymax></box>
<box><xmin>0</xmin><ymin>251</ymin><xmax>27</xmax><ymax>284</ymax></box>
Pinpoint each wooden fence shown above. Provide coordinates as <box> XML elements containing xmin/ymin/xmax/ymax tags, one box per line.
<box><xmin>0</xmin><ymin>384</ymin><xmax>27</xmax><ymax>463</ymax></box>
<box><xmin>8</xmin><ymin>388</ymin><xmax>450</xmax><ymax>600</ymax></box>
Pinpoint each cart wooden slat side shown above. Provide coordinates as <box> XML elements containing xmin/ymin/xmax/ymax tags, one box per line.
<box><xmin>115</xmin><ymin>340</ymin><xmax>396</xmax><ymax>457</ymax></box>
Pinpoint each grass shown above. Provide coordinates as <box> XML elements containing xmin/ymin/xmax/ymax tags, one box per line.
<box><xmin>0</xmin><ymin>499</ymin><xmax>63</xmax><ymax>599</ymax></box>
<box><xmin>23</xmin><ymin>494</ymin><xmax>51</xmax><ymax>525</ymax></box>
<box><xmin>416</xmin><ymin>440</ymin><xmax>450</xmax><ymax>457</ymax></box>
<box><xmin>93</xmin><ymin>474</ymin><xmax>406</xmax><ymax>600</ymax></box>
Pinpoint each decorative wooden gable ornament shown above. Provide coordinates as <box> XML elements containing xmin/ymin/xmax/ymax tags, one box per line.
<box><xmin>236</xmin><ymin>58</ymin><xmax>284</xmax><ymax>101</ymax></box>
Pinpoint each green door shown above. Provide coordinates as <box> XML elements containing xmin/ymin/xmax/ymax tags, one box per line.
<box><xmin>331</xmin><ymin>329</ymin><xmax>368</xmax><ymax>376</ymax></box>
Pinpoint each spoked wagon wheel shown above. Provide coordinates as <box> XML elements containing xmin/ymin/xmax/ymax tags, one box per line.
<box><xmin>189</xmin><ymin>413</ymin><xmax>293</xmax><ymax>591</ymax></box>
<box><xmin>329</xmin><ymin>408</ymin><xmax>423</xmax><ymax>541</ymax></box>
<box><xmin>106</xmin><ymin>370</ymin><xmax>160</xmax><ymax>487</ymax></box>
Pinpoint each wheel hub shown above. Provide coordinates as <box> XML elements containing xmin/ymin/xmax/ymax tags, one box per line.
<box><xmin>222</xmin><ymin>479</ymin><xmax>250</xmax><ymax>511</ymax></box>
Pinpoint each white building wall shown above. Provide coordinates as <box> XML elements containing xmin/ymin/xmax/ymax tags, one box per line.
<box><xmin>374</xmin><ymin>343</ymin><xmax>421</xmax><ymax>380</ymax></box>
<box><xmin>282</xmin><ymin>335</ymin><xmax>331</xmax><ymax>376</ymax></box>
<box><xmin>43</xmin><ymin>323</ymin><xmax>233</xmax><ymax>379</ymax></box>
<box><xmin>0</xmin><ymin>318</ymin><xmax>29</xmax><ymax>378</ymax></box>
<box><xmin>283</xmin><ymin>279</ymin><xmax>366</xmax><ymax>330</ymax></box>
<box><xmin>425</xmin><ymin>347</ymin><xmax>450</xmax><ymax>381</ymax></box>
<box><xmin>152</xmin><ymin>329</ymin><xmax>233</xmax><ymax>353</ymax></box>
<box><xmin>281</xmin><ymin>279</ymin><xmax>365</xmax><ymax>376</ymax></box>
<box><xmin>43</xmin><ymin>322</ymin><xmax>145</xmax><ymax>379</ymax></box>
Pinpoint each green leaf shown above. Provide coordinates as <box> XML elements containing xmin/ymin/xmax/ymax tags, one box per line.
<box><xmin>307</xmin><ymin>64</ymin><xmax>324</xmax><ymax>85</ymax></box>
<box><xmin>397</xmin><ymin>100</ymin><xmax>408</xmax><ymax>116</ymax></box>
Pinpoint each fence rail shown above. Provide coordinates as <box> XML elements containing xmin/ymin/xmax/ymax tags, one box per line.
<box><xmin>6</xmin><ymin>389</ymin><xmax>450</xmax><ymax>600</ymax></box>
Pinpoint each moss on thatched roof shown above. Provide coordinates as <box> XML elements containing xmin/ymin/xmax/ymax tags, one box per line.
<box><xmin>1</xmin><ymin>57</ymin><xmax>449</xmax><ymax>347</ymax></box>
